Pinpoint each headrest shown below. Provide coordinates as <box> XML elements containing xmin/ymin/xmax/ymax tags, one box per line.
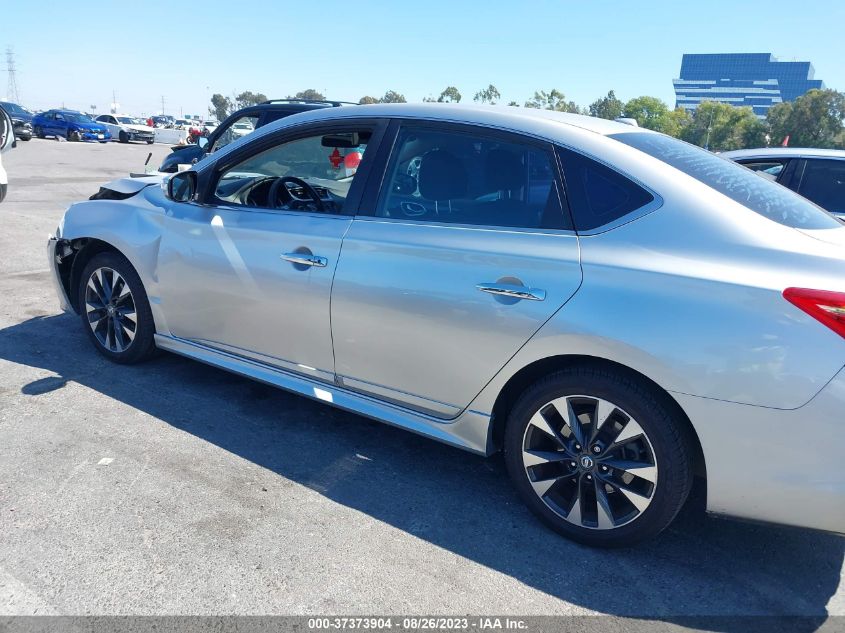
<box><xmin>418</xmin><ymin>150</ymin><xmax>468</xmax><ymax>200</ymax></box>
<box><xmin>484</xmin><ymin>148</ymin><xmax>524</xmax><ymax>191</ymax></box>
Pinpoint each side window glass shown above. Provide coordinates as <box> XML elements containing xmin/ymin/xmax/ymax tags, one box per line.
<box><xmin>212</xmin><ymin>115</ymin><xmax>260</xmax><ymax>152</ymax></box>
<box><xmin>557</xmin><ymin>146</ymin><xmax>654</xmax><ymax>231</ymax></box>
<box><xmin>739</xmin><ymin>160</ymin><xmax>786</xmax><ymax>182</ymax></box>
<box><xmin>798</xmin><ymin>160</ymin><xmax>845</xmax><ymax>214</ymax></box>
<box><xmin>376</xmin><ymin>126</ymin><xmax>569</xmax><ymax>230</ymax></box>
<box><xmin>214</xmin><ymin>130</ymin><xmax>370</xmax><ymax>213</ymax></box>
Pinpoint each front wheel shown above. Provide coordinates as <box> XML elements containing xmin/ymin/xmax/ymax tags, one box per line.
<box><xmin>67</xmin><ymin>129</ymin><xmax>80</xmax><ymax>142</ymax></box>
<box><xmin>146</xmin><ymin>139</ymin><xmax>154</xmax><ymax>145</ymax></box>
<box><xmin>118</xmin><ymin>130</ymin><xmax>129</xmax><ymax>143</ymax></box>
<box><xmin>504</xmin><ymin>367</ymin><xmax>693</xmax><ymax>547</ymax></box>
<box><xmin>35</xmin><ymin>126</ymin><xmax>45</xmax><ymax>139</ymax></box>
<box><xmin>77</xmin><ymin>251</ymin><xmax>156</xmax><ymax>364</ymax></box>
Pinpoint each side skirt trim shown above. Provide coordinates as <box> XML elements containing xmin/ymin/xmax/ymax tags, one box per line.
<box><xmin>153</xmin><ymin>333</ymin><xmax>492</xmax><ymax>455</ymax></box>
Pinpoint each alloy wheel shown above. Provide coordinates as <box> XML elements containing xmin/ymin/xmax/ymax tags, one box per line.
<box><xmin>84</xmin><ymin>267</ymin><xmax>137</xmax><ymax>353</ymax></box>
<box><xmin>521</xmin><ymin>395</ymin><xmax>658</xmax><ymax>530</ymax></box>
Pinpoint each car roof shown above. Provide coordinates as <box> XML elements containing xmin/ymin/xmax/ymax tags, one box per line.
<box><xmin>256</xmin><ymin>102</ymin><xmax>651</xmax><ymax>141</ymax></box>
<box><xmin>721</xmin><ymin>147</ymin><xmax>845</xmax><ymax>160</ymax></box>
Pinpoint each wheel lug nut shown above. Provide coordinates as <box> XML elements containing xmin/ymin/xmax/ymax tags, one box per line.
<box><xmin>592</xmin><ymin>445</ymin><xmax>601</xmax><ymax>454</ymax></box>
<box><xmin>586</xmin><ymin>474</ymin><xmax>592</xmax><ymax>480</ymax></box>
<box><xmin>570</xmin><ymin>461</ymin><xmax>577</xmax><ymax>468</ymax></box>
<box><xmin>574</xmin><ymin>444</ymin><xmax>581</xmax><ymax>451</ymax></box>
<box><xmin>601</xmin><ymin>465</ymin><xmax>608</xmax><ymax>472</ymax></box>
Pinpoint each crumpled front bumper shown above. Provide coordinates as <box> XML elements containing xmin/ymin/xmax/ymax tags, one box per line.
<box><xmin>47</xmin><ymin>236</ymin><xmax>72</xmax><ymax>312</ymax></box>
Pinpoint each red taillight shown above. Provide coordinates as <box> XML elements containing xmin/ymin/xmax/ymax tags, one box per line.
<box><xmin>783</xmin><ymin>287</ymin><xmax>845</xmax><ymax>339</ymax></box>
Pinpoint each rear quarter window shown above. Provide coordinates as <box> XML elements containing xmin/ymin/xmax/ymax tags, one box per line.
<box><xmin>611</xmin><ymin>132</ymin><xmax>840</xmax><ymax>230</ymax></box>
<box><xmin>556</xmin><ymin>146</ymin><xmax>655</xmax><ymax>231</ymax></box>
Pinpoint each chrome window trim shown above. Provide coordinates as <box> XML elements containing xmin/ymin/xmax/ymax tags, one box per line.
<box><xmin>202</xmin><ymin>203</ymin><xmax>352</xmax><ymax>222</ymax></box>
<box><xmin>351</xmin><ymin>214</ymin><xmax>578</xmax><ymax>237</ymax></box>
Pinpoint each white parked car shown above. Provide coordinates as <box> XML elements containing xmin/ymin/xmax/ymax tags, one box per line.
<box><xmin>231</xmin><ymin>120</ymin><xmax>255</xmax><ymax>138</ymax></box>
<box><xmin>201</xmin><ymin>120</ymin><xmax>219</xmax><ymax>135</ymax></box>
<box><xmin>95</xmin><ymin>114</ymin><xmax>155</xmax><ymax>144</ymax></box>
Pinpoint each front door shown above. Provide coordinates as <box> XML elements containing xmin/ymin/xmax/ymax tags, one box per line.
<box><xmin>158</xmin><ymin>122</ymin><xmax>382</xmax><ymax>383</ymax></box>
<box><xmin>330</xmin><ymin>122</ymin><xmax>583</xmax><ymax>417</ymax></box>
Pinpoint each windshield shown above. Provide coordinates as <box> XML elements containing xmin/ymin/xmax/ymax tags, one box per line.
<box><xmin>117</xmin><ymin>117</ymin><xmax>135</xmax><ymax>124</ymax></box>
<box><xmin>64</xmin><ymin>112</ymin><xmax>96</xmax><ymax>124</ymax></box>
<box><xmin>610</xmin><ymin>132</ymin><xmax>841</xmax><ymax>230</ymax></box>
<box><xmin>1</xmin><ymin>102</ymin><xmax>29</xmax><ymax>116</ymax></box>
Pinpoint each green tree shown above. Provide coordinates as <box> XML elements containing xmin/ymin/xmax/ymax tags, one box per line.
<box><xmin>209</xmin><ymin>93</ymin><xmax>233</xmax><ymax>121</ymax></box>
<box><xmin>622</xmin><ymin>96</ymin><xmax>669</xmax><ymax>131</ymax></box>
<box><xmin>289</xmin><ymin>89</ymin><xmax>326</xmax><ymax>101</ymax></box>
<box><xmin>766</xmin><ymin>89</ymin><xmax>845</xmax><ymax>148</ymax></box>
<box><xmin>379</xmin><ymin>90</ymin><xmax>407</xmax><ymax>103</ymax></box>
<box><xmin>507</xmin><ymin>101</ymin><xmax>520</xmax><ymax>107</ymax></box>
<box><xmin>358</xmin><ymin>95</ymin><xmax>379</xmax><ymax>104</ymax></box>
<box><xmin>588</xmin><ymin>90</ymin><xmax>624</xmax><ymax>120</ymax></box>
<box><xmin>661</xmin><ymin>107</ymin><xmax>693</xmax><ymax>138</ymax></box>
<box><xmin>435</xmin><ymin>86</ymin><xmax>461</xmax><ymax>103</ymax></box>
<box><xmin>681</xmin><ymin>101</ymin><xmax>766</xmax><ymax>151</ymax></box>
<box><xmin>473</xmin><ymin>84</ymin><xmax>500</xmax><ymax>105</ymax></box>
<box><xmin>234</xmin><ymin>91</ymin><xmax>268</xmax><ymax>110</ymax></box>
<box><xmin>525</xmin><ymin>89</ymin><xmax>579</xmax><ymax>113</ymax></box>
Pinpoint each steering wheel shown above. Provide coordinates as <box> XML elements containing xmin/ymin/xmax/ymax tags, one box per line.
<box><xmin>268</xmin><ymin>176</ymin><xmax>325</xmax><ymax>211</ymax></box>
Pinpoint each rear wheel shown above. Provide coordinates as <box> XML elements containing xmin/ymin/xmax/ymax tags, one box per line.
<box><xmin>146</xmin><ymin>139</ymin><xmax>154</xmax><ymax>145</ymax></box>
<box><xmin>67</xmin><ymin>129</ymin><xmax>80</xmax><ymax>142</ymax></box>
<box><xmin>504</xmin><ymin>367</ymin><xmax>693</xmax><ymax>547</ymax></box>
<box><xmin>35</xmin><ymin>126</ymin><xmax>45</xmax><ymax>139</ymax></box>
<box><xmin>77</xmin><ymin>252</ymin><xmax>156</xmax><ymax>364</ymax></box>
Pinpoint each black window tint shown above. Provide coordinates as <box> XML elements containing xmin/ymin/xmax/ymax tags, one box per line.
<box><xmin>557</xmin><ymin>146</ymin><xmax>654</xmax><ymax>231</ymax></box>
<box><xmin>611</xmin><ymin>132</ymin><xmax>841</xmax><ymax>230</ymax></box>
<box><xmin>798</xmin><ymin>160</ymin><xmax>845</xmax><ymax>214</ymax></box>
<box><xmin>376</xmin><ymin>126</ymin><xmax>569</xmax><ymax>230</ymax></box>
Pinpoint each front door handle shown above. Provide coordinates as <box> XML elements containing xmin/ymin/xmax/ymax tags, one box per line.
<box><xmin>476</xmin><ymin>282</ymin><xmax>546</xmax><ymax>301</ymax></box>
<box><xmin>280</xmin><ymin>253</ymin><xmax>328</xmax><ymax>268</ymax></box>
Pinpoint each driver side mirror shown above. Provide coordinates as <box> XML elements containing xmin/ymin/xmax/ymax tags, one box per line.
<box><xmin>165</xmin><ymin>171</ymin><xmax>197</xmax><ymax>202</ymax></box>
<box><xmin>197</xmin><ymin>136</ymin><xmax>209</xmax><ymax>150</ymax></box>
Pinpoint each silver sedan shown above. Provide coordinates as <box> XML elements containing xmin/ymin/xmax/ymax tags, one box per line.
<box><xmin>48</xmin><ymin>104</ymin><xmax>845</xmax><ymax>547</ymax></box>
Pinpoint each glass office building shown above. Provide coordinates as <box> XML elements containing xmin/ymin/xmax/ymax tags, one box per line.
<box><xmin>673</xmin><ymin>53</ymin><xmax>824</xmax><ymax>118</ymax></box>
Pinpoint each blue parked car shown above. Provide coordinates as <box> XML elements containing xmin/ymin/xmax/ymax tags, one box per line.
<box><xmin>31</xmin><ymin>110</ymin><xmax>111</xmax><ymax>143</ymax></box>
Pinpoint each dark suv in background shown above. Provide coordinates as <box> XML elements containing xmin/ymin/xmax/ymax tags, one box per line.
<box><xmin>0</xmin><ymin>101</ymin><xmax>33</xmax><ymax>141</ymax></box>
<box><xmin>158</xmin><ymin>99</ymin><xmax>352</xmax><ymax>172</ymax></box>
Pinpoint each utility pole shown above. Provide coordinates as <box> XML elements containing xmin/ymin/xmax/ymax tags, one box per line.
<box><xmin>160</xmin><ymin>95</ymin><xmax>166</xmax><ymax>115</ymax></box>
<box><xmin>6</xmin><ymin>47</ymin><xmax>20</xmax><ymax>103</ymax></box>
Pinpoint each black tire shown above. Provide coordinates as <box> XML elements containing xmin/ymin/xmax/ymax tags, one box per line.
<box><xmin>146</xmin><ymin>139</ymin><xmax>154</xmax><ymax>145</ymax></box>
<box><xmin>118</xmin><ymin>130</ymin><xmax>129</xmax><ymax>143</ymax></box>
<box><xmin>35</xmin><ymin>126</ymin><xmax>45</xmax><ymax>139</ymax></box>
<box><xmin>504</xmin><ymin>366</ymin><xmax>693</xmax><ymax>548</ymax></box>
<box><xmin>19</xmin><ymin>134</ymin><xmax>31</xmax><ymax>141</ymax></box>
<box><xmin>67</xmin><ymin>129</ymin><xmax>79</xmax><ymax>142</ymax></box>
<box><xmin>77</xmin><ymin>251</ymin><xmax>156</xmax><ymax>364</ymax></box>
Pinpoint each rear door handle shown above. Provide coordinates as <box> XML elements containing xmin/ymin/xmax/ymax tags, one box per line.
<box><xmin>280</xmin><ymin>253</ymin><xmax>328</xmax><ymax>268</ymax></box>
<box><xmin>476</xmin><ymin>283</ymin><xmax>546</xmax><ymax>301</ymax></box>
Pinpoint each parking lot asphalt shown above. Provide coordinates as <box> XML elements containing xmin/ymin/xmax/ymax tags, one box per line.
<box><xmin>0</xmin><ymin>138</ymin><xmax>843</xmax><ymax>626</ymax></box>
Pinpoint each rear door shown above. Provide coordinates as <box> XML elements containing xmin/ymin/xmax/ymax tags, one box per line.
<box><xmin>330</xmin><ymin>121</ymin><xmax>582</xmax><ymax>418</ymax></box>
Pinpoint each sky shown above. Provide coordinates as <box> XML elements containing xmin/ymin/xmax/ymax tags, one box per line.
<box><xmin>3</xmin><ymin>0</ymin><xmax>844</xmax><ymax>117</ymax></box>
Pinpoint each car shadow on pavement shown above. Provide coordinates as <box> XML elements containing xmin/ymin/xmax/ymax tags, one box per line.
<box><xmin>1</xmin><ymin>313</ymin><xmax>842</xmax><ymax>632</ymax></box>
